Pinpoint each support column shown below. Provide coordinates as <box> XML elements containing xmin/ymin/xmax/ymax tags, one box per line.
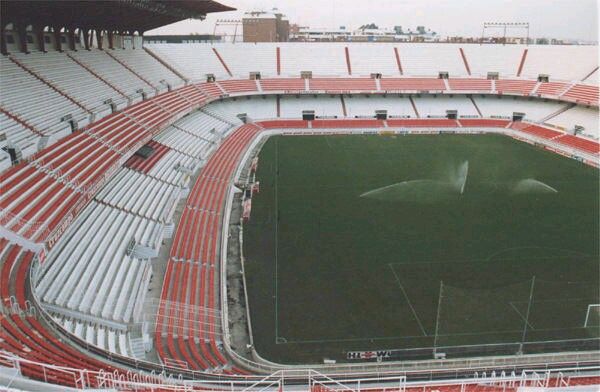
<box><xmin>0</xmin><ymin>22</ymin><xmax>8</xmax><ymax>55</ymax></box>
<box><xmin>53</xmin><ymin>27</ymin><xmax>62</xmax><ymax>51</ymax></box>
<box><xmin>107</xmin><ymin>31</ymin><xmax>114</xmax><ymax>49</ymax></box>
<box><xmin>67</xmin><ymin>28</ymin><xmax>76</xmax><ymax>51</ymax></box>
<box><xmin>16</xmin><ymin>21</ymin><xmax>28</xmax><ymax>53</ymax></box>
<box><xmin>35</xmin><ymin>24</ymin><xmax>45</xmax><ymax>52</ymax></box>
<box><xmin>95</xmin><ymin>29</ymin><xmax>103</xmax><ymax>50</ymax></box>
<box><xmin>88</xmin><ymin>29</ymin><xmax>94</xmax><ymax>49</ymax></box>
<box><xmin>82</xmin><ymin>29</ymin><xmax>90</xmax><ymax>50</ymax></box>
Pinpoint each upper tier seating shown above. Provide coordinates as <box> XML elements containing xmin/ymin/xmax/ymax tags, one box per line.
<box><xmin>348</xmin><ymin>44</ymin><xmax>401</xmax><ymax>76</ymax></box>
<box><xmin>461</xmin><ymin>45</ymin><xmax>525</xmax><ymax>78</ymax></box>
<box><xmin>0</xmin><ymin>56</ymin><xmax>88</xmax><ymax>136</ymax></box>
<box><xmin>108</xmin><ymin>48</ymin><xmax>184</xmax><ymax>90</ymax></box>
<box><xmin>69</xmin><ymin>49</ymin><xmax>156</xmax><ymax>101</ymax></box>
<box><xmin>11</xmin><ymin>51</ymin><xmax>126</xmax><ymax>117</ymax></box>
<box><xmin>146</xmin><ymin>43</ymin><xmax>600</xmax><ymax>83</ymax></box>
<box><xmin>398</xmin><ymin>44</ymin><xmax>467</xmax><ymax>77</ymax></box>
<box><xmin>147</xmin><ymin>44</ymin><xmax>227</xmax><ymax>80</ymax></box>
<box><xmin>279</xmin><ymin>43</ymin><xmax>348</xmax><ymax>77</ymax></box>
<box><xmin>0</xmin><ymin>86</ymin><xmax>199</xmax><ymax>242</ymax></box>
<box><xmin>215</xmin><ymin>43</ymin><xmax>278</xmax><ymax>78</ymax></box>
<box><xmin>520</xmin><ymin>45</ymin><xmax>599</xmax><ymax>82</ymax></box>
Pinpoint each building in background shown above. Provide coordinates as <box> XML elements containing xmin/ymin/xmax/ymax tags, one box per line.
<box><xmin>242</xmin><ymin>8</ymin><xmax>289</xmax><ymax>42</ymax></box>
<box><xmin>144</xmin><ymin>34</ymin><xmax>221</xmax><ymax>44</ymax></box>
<box><xmin>290</xmin><ymin>24</ymin><xmax>439</xmax><ymax>42</ymax></box>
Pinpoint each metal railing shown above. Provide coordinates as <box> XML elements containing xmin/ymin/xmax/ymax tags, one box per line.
<box><xmin>1</xmin><ymin>351</ymin><xmax>598</xmax><ymax>391</ymax></box>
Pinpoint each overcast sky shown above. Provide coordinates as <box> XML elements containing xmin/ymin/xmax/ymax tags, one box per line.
<box><xmin>147</xmin><ymin>0</ymin><xmax>598</xmax><ymax>42</ymax></box>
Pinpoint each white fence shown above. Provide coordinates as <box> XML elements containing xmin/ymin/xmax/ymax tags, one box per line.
<box><xmin>0</xmin><ymin>351</ymin><xmax>598</xmax><ymax>391</ymax></box>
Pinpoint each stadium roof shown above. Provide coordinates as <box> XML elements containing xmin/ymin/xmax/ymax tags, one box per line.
<box><xmin>1</xmin><ymin>0</ymin><xmax>235</xmax><ymax>33</ymax></box>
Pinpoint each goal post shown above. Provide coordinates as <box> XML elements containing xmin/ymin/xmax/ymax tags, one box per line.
<box><xmin>584</xmin><ymin>304</ymin><xmax>600</xmax><ymax>328</ymax></box>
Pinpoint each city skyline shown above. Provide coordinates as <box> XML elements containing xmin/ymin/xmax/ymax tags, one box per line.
<box><xmin>147</xmin><ymin>0</ymin><xmax>599</xmax><ymax>42</ymax></box>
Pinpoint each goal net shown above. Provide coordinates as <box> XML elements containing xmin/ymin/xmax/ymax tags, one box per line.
<box><xmin>584</xmin><ymin>304</ymin><xmax>600</xmax><ymax>328</ymax></box>
<box><xmin>434</xmin><ymin>280</ymin><xmax>533</xmax><ymax>349</ymax></box>
<box><xmin>433</xmin><ymin>278</ymin><xmax>599</xmax><ymax>352</ymax></box>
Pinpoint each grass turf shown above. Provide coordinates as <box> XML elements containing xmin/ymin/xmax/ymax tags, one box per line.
<box><xmin>242</xmin><ymin>134</ymin><xmax>599</xmax><ymax>364</ymax></box>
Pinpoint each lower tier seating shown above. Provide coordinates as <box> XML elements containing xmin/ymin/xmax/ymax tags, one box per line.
<box><xmin>50</xmin><ymin>313</ymin><xmax>135</xmax><ymax>358</ymax></box>
<box><xmin>35</xmin><ymin>201</ymin><xmax>158</xmax><ymax>325</ymax></box>
<box><xmin>0</xmin><ymin>242</ymin><xmax>129</xmax><ymax>388</ymax></box>
<box><xmin>548</xmin><ymin>106</ymin><xmax>599</xmax><ymax>140</ymax></box>
<box><xmin>155</xmin><ymin>124</ymin><xmax>261</xmax><ymax>374</ymax></box>
<box><xmin>554</xmin><ymin>134</ymin><xmax>600</xmax><ymax>154</ymax></box>
<box><xmin>1</xmin><ymin>114</ymin><xmax>598</xmax><ymax>388</ymax></box>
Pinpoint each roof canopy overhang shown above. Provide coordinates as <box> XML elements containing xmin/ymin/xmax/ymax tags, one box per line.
<box><xmin>1</xmin><ymin>0</ymin><xmax>235</xmax><ymax>33</ymax></box>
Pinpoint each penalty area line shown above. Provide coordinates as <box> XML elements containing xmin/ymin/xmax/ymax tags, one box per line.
<box><xmin>389</xmin><ymin>264</ymin><xmax>428</xmax><ymax>336</ymax></box>
<box><xmin>509</xmin><ymin>301</ymin><xmax>536</xmax><ymax>331</ymax></box>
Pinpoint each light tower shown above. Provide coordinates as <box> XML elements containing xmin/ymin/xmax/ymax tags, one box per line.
<box><xmin>481</xmin><ymin>22</ymin><xmax>530</xmax><ymax>45</ymax></box>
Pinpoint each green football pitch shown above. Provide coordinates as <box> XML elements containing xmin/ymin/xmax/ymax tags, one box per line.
<box><xmin>242</xmin><ymin>133</ymin><xmax>599</xmax><ymax>364</ymax></box>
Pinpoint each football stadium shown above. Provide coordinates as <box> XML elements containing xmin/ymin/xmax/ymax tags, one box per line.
<box><xmin>0</xmin><ymin>1</ymin><xmax>598</xmax><ymax>391</ymax></box>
